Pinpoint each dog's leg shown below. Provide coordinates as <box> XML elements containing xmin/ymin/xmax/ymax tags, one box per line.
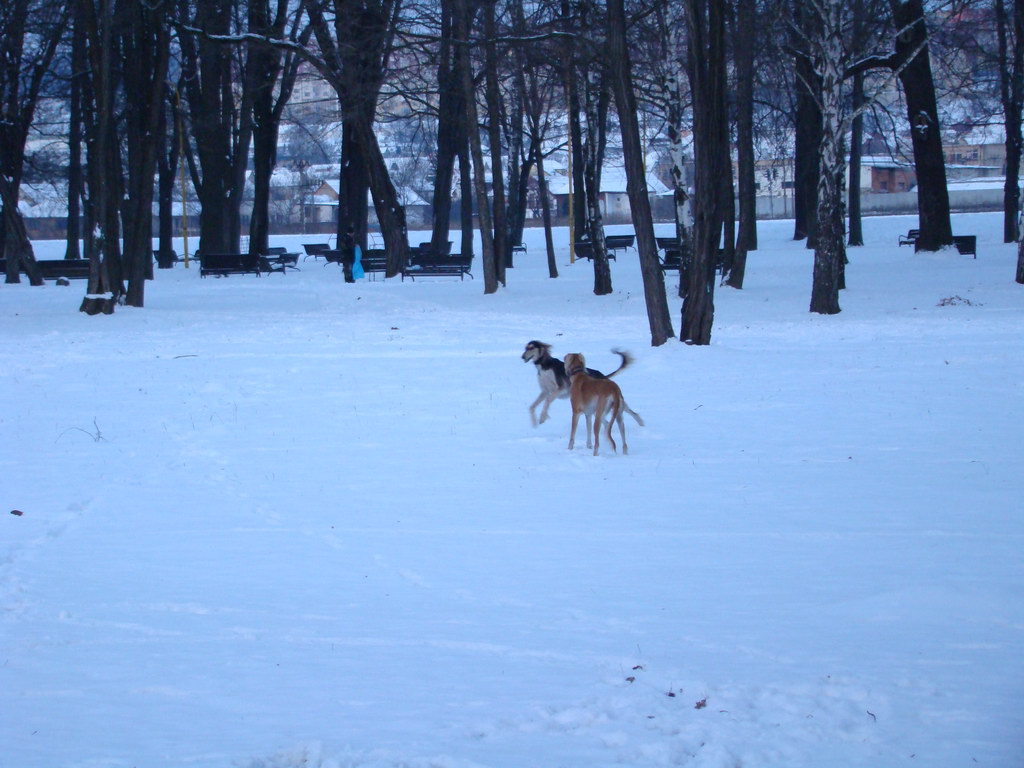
<box><xmin>603</xmin><ymin>396</ymin><xmax>619</xmax><ymax>455</ymax></box>
<box><xmin>622</xmin><ymin>400</ymin><xmax>644</xmax><ymax>427</ymax></box>
<box><xmin>584</xmin><ymin>412</ymin><xmax>594</xmax><ymax>449</ymax></box>
<box><xmin>592</xmin><ymin>398</ymin><xmax>605</xmax><ymax>456</ymax></box>
<box><xmin>568</xmin><ymin>409</ymin><xmax>580</xmax><ymax>450</ymax></box>
<box><xmin>538</xmin><ymin>392</ymin><xmax>557</xmax><ymax>425</ymax></box>
<box><xmin>616</xmin><ymin>405</ymin><xmax>627</xmax><ymax>455</ymax></box>
<box><xmin>528</xmin><ymin>391</ymin><xmax>547</xmax><ymax>427</ymax></box>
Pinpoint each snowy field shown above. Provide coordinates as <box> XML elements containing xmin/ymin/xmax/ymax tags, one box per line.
<box><xmin>2</xmin><ymin>212</ymin><xmax>1022</xmax><ymax>768</ymax></box>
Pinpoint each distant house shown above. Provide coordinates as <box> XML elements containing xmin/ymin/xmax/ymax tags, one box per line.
<box><xmin>545</xmin><ymin>165</ymin><xmax>670</xmax><ymax>223</ymax></box>
<box><xmin>309</xmin><ymin>175</ymin><xmax>432</xmax><ymax>230</ymax></box>
<box><xmin>861</xmin><ymin>156</ymin><xmax>916</xmax><ymax>193</ymax></box>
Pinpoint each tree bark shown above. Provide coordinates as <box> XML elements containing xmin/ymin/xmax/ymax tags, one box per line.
<box><xmin>608</xmin><ymin>0</ymin><xmax>674</xmax><ymax>345</ymax></box>
<box><xmin>79</xmin><ymin>0</ymin><xmax>121</xmax><ymax>315</ymax></box>
<box><xmin>682</xmin><ymin>0</ymin><xmax>727</xmax><ymax>345</ymax></box>
<box><xmin>482</xmin><ymin>0</ymin><xmax>508</xmax><ymax>284</ymax></box>
<box><xmin>580</xmin><ymin>65</ymin><xmax>612</xmax><ymax>296</ymax></box>
<box><xmin>847</xmin><ymin>69</ymin><xmax>865</xmax><ymax>247</ymax></box>
<box><xmin>534</xmin><ymin>140</ymin><xmax>558</xmax><ymax>278</ymax></box>
<box><xmin>729</xmin><ymin>0</ymin><xmax>756</xmax><ymax>289</ymax></box>
<box><xmin>0</xmin><ymin>0</ymin><xmax>64</xmax><ymax>284</ymax></box>
<box><xmin>997</xmin><ymin>0</ymin><xmax>1024</xmax><ymax>244</ymax></box>
<box><xmin>792</xmin><ymin>0</ymin><xmax>820</xmax><ymax>245</ymax></box>
<box><xmin>809</xmin><ymin>1</ymin><xmax>846</xmax><ymax>315</ymax></box>
<box><xmin>430</xmin><ymin>0</ymin><xmax>463</xmax><ymax>253</ymax></box>
<box><xmin>455</xmin><ymin>0</ymin><xmax>498</xmax><ymax>293</ymax></box>
<box><xmin>890</xmin><ymin>0</ymin><xmax>952</xmax><ymax>251</ymax></box>
<box><xmin>121</xmin><ymin>0</ymin><xmax>170</xmax><ymax>307</ymax></box>
<box><xmin>0</xmin><ymin>175</ymin><xmax>42</xmax><ymax>285</ymax></box>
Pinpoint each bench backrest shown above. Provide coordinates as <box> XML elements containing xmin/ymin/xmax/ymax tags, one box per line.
<box><xmin>201</xmin><ymin>253</ymin><xmax>258</xmax><ymax>270</ymax></box>
<box><xmin>361</xmin><ymin>249</ymin><xmax>387</xmax><ymax>270</ymax></box>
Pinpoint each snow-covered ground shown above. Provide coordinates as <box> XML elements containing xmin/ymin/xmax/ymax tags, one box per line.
<box><xmin>2</xmin><ymin>213</ymin><xmax>1022</xmax><ymax>768</ymax></box>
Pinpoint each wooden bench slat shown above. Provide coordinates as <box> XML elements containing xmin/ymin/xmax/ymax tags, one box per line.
<box><xmin>199</xmin><ymin>253</ymin><xmax>261</xmax><ymax>278</ymax></box>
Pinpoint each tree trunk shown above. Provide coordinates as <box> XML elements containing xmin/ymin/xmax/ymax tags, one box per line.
<box><xmin>455</xmin><ymin>0</ymin><xmax>498</xmax><ymax>293</ymax></box>
<box><xmin>430</xmin><ymin>0</ymin><xmax>462</xmax><ymax>252</ymax></box>
<box><xmin>847</xmin><ymin>70</ymin><xmax>864</xmax><ymax>247</ymax></box>
<box><xmin>654</xmin><ymin>8</ymin><xmax>693</xmax><ymax>298</ymax></box>
<box><xmin>0</xmin><ymin>175</ymin><xmax>41</xmax><ymax>285</ymax></box>
<box><xmin>156</xmin><ymin>92</ymin><xmax>178</xmax><ymax>269</ymax></box>
<box><xmin>809</xmin><ymin>1</ymin><xmax>846</xmax><ymax>315</ymax></box>
<box><xmin>79</xmin><ymin>0</ymin><xmax>120</xmax><ymax>315</ymax></box>
<box><xmin>729</xmin><ymin>0</ymin><xmax>756</xmax><ymax>289</ymax></box>
<box><xmin>246</xmin><ymin>0</ymin><xmax>297</xmax><ymax>258</ymax></box>
<box><xmin>997</xmin><ymin>0</ymin><xmax>1024</xmax><ymax>244</ymax></box>
<box><xmin>581</xmin><ymin>66</ymin><xmax>612</xmax><ymax>296</ymax></box>
<box><xmin>792</xmin><ymin>2</ymin><xmax>820</xmax><ymax>245</ymax></box>
<box><xmin>535</xmin><ymin>141</ymin><xmax>558</xmax><ymax>278</ymax></box>
<box><xmin>483</xmin><ymin>0</ymin><xmax>508</xmax><ymax>284</ymax></box>
<box><xmin>178</xmin><ymin>0</ymin><xmax>248</xmax><ymax>256</ymax></box>
<box><xmin>607</xmin><ymin>0</ymin><xmax>673</xmax><ymax>344</ymax></box>
<box><xmin>65</xmin><ymin>13</ymin><xmax>85</xmax><ymax>262</ymax></box>
<box><xmin>682</xmin><ymin>0</ymin><xmax>727</xmax><ymax>345</ymax></box>
<box><xmin>0</xmin><ymin>0</ymin><xmax>64</xmax><ymax>285</ymax></box>
<box><xmin>121</xmin><ymin>0</ymin><xmax>170</xmax><ymax>307</ymax></box>
<box><xmin>458</xmin><ymin>139</ymin><xmax>474</xmax><ymax>259</ymax></box>
<box><xmin>846</xmin><ymin>0</ymin><xmax>866</xmax><ymax>248</ymax></box>
<box><xmin>890</xmin><ymin>0</ymin><xmax>952</xmax><ymax>251</ymax></box>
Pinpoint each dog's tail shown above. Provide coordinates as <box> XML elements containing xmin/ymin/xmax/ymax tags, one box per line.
<box><xmin>606</xmin><ymin>349</ymin><xmax>634</xmax><ymax>379</ymax></box>
<box><xmin>622</xmin><ymin>400</ymin><xmax>644</xmax><ymax>427</ymax></box>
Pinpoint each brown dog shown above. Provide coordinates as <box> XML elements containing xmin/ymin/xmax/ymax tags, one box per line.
<box><xmin>564</xmin><ymin>352</ymin><xmax>644</xmax><ymax>456</ymax></box>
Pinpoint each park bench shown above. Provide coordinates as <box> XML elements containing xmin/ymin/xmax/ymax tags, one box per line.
<box><xmin>604</xmin><ymin>233</ymin><xmax>635</xmax><ymax>257</ymax></box>
<box><xmin>573</xmin><ymin>240</ymin><xmax>617</xmax><ymax>261</ymax></box>
<box><xmin>402</xmin><ymin>249</ymin><xmax>473</xmax><ymax>281</ymax></box>
<box><xmin>302</xmin><ymin>243</ymin><xmax>330</xmax><ymax>260</ymax></box>
<box><xmin>152</xmin><ymin>249</ymin><xmax>179</xmax><ymax>268</ymax></box>
<box><xmin>0</xmin><ymin>258</ymin><xmax>91</xmax><ymax>281</ymax></box>
<box><xmin>360</xmin><ymin>248</ymin><xmax>388</xmax><ymax>279</ymax></box>
<box><xmin>261</xmin><ymin>246</ymin><xmax>300</xmax><ymax>273</ymax></box>
<box><xmin>898</xmin><ymin>229</ymin><xmax>920</xmax><ymax>247</ymax></box>
<box><xmin>199</xmin><ymin>252</ymin><xmax>261</xmax><ymax>278</ymax></box>
<box><xmin>911</xmin><ymin>234</ymin><xmax>978</xmax><ymax>257</ymax></box>
<box><xmin>512</xmin><ymin>242</ymin><xmax>527</xmax><ymax>256</ymax></box>
<box><xmin>38</xmin><ymin>259</ymin><xmax>91</xmax><ymax>280</ymax></box>
<box><xmin>953</xmin><ymin>235</ymin><xmax>977</xmax><ymax>258</ymax></box>
<box><xmin>417</xmin><ymin>240</ymin><xmax>453</xmax><ymax>257</ymax></box>
<box><xmin>659</xmin><ymin>247</ymin><xmax>682</xmax><ymax>272</ymax></box>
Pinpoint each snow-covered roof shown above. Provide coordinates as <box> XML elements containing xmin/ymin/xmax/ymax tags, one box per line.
<box><xmin>545</xmin><ymin>165</ymin><xmax>669</xmax><ymax>196</ymax></box>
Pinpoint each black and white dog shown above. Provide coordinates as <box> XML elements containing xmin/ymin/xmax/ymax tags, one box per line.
<box><xmin>521</xmin><ymin>340</ymin><xmax>632</xmax><ymax>426</ymax></box>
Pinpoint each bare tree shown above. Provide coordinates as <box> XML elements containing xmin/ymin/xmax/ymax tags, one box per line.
<box><xmin>996</xmin><ymin>0</ymin><xmax>1024</xmax><ymax>245</ymax></box>
<box><xmin>888</xmin><ymin>0</ymin><xmax>953</xmax><ymax>251</ymax></box>
<box><xmin>176</xmin><ymin>0</ymin><xmax>253</xmax><ymax>256</ymax></box>
<box><xmin>729</xmin><ymin>0</ymin><xmax>758</xmax><ymax>288</ymax></box>
<box><xmin>120</xmin><ymin>0</ymin><xmax>171</xmax><ymax>308</ymax></box>
<box><xmin>0</xmin><ymin>0</ymin><xmax>65</xmax><ymax>285</ymax></box>
<box><xmin>247</xmin><ymin>2</ymin><xmax>308</xmax><ymax>258</ymax></box>
<box><xmin>303</xmin><ymin>0</ymin><xmax>410</xmax><ymax>276</ymax></box>
<box><xmin>607</xmin><ymin>0</ymin><xmax>674</xmax><ymax>345</ymax></box>
<box><xmin>682</xmin><ymin>0</ymin><xmax>729</xmax><ymax>344</ymax></box>
<box><xmin>454</xmin><ymin>0</ymin><xmax>499</xmax><ymax>292</ymax></box>
<box><xmin>806</xmin><ymin>0</ymin><xmax>846</xmax><ymax>315</ymax></box>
